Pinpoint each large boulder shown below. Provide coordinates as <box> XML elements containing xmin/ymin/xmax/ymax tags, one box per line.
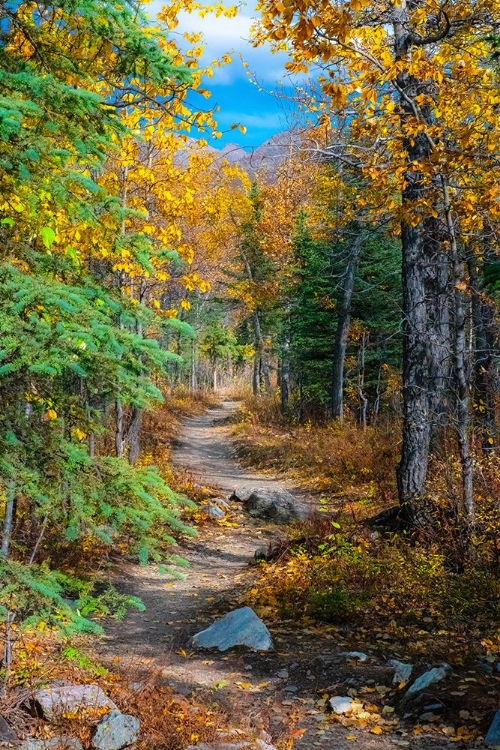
<box><xmin>191</xmin><ymin>607</ymin><xmax>273</xmax><ymax>652</ymax></box>
<box><xmin>234</xmin><ymin>488</ymin><xmax>307</xmax><ymax>524</ymax></box>
<box><xmin>93</xmin><ymin>710</ymin><xmax>140</xmax><ymax>750</ymax></box>
<box><xmin>33</xmin><ymin>684</ymin><xmax>117</xmax><ymax>722</ymax></box>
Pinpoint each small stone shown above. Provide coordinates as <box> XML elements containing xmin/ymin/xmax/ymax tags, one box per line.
<box><xmin>405</xmin><ymin>666</ymin><xmax>448</xmax><ymax>698</ymax></box>
<box><xmin>283</xmin><ymin>685</ymin><xmax>298</xmax><ymax>693</ymax></box>
<box><xmin>192</xmin><ymin>607</ymin><xmax>273</xmax><ymax>652</ymax></box>
<box><xmin>387</xmin><ymin>659</ymin><xmax>413</xmax><ymax>684</ymax></box>
<box><xmin>19</xmin><ymin>738</ymin><xmax>83</xmax><ymax>750</ymax></box>
<box><xmin>485</xmin><ymin>710</ymin><xmax>500</xmax><ymax>745</ymax></box>
<box><xmin>0</xmin><ymin>715</ymin><xmax>17</xmax><ymax>743</ymax></box>
<box><xmin>276</xmin><ymin>669</ymin><xmax>289</xmax><ymax>679</ymax></box>
<box><xmin>93</xmin><ymin>710</ymin><xmax>140</xmax><ymax>750</ymax></box>
<box><xmin>33</xmin><ymin>684</ymin><xmax>117</xmax><ymax>722</ymax></box>
<box><xmin>419</xmin><ymin>712</ymin><xmax>438</xmax><ymax>722</ymax></box>
<box><xmin>235</xmin><ymin>488</ymin><xmax>307</xmax><ymax>524</ymax></box>
<box><xmin>329</xmin><ymin>696</ymin><xmax>353</xmax><ymax>714</ymax></box>
<box><xmin>254</xmin><ymin>548</ymin><xmax>269</xmax><ymax>562</ymax></box>
<box><xmin>128</xmin><ymin>683</ymin><xmax>142</xmax><ymax>692</ymax></box>
<box><xmin>207</xmin><ymin>505</ymin><xmax>225</xmax><ymax>520</ymax></box>
<box><xmin>340</xmin><ymin>651</ymin><xmax>368</xmax><ymax>662</ymax></box>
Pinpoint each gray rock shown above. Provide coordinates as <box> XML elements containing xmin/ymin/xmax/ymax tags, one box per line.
<box><xmin>283</xmin><ymin>685</ymin><xmax>298</xmax><ymax>693</ymax></box>
<box><xmin>405</xmin><ymin>666</ymin><xmax>448</xmax><ymax>698</ymax></box>
<box><xmin>230</xmin><ymin>488</ymin><xmax>255</xmax><ymax>503</ymax></box>
<box><xmin>479</xmin><ymin>663</ymin><xmax>494</xmax><ymax>673</ymax></box>
<box><xmin>93</xmin><ymin>710</ymin><xmax>140</xmax><ymax>750</ymax></box>
<box><xmin>192</xmin><ymin>607</ymin><xmax>273</xmax><ymax>652</ymax></box>
<box><xmin>207</xmin><ymin>505</ymin><xmax>225</xmax><ymax>520</ymax></box>
<box><xmin>340</xmin><ymin>651</ymin><xmax>368</xmax><ymax>662</ymax></box>
<box><xmin>0</xmin><ymin>715</ymin><xmax>17</xmax><ymax>743</ymax></box>
<box><xmin>275</xmin><ymin>669</ymin><xmax>289</xmax><ymax>679</ymax></box>
<box><xmin>187</xmin><ymin>743</ymin><xmax>276</xmax><ymax>750</ymax></box>
<box><xmin>254</xmin><ymin>547</ymin><xmax>269</xmax><ymax>562</ymax></box>
<box><xmin>19</xmin><ymin>738</ymin><xmax>83</xmax><ymax>750</ymax></box>
<box><xmin>33</xmin><ymin>684</ymin><xmax>117</xmax><ymax>722</ymax></box>
<box><xmin>387</xmin><ymin>659</ymin><xmax>413</xmax><ymax>684</ymax></box>
<box><xmin>329</xmin><ymin>696</ymin><xmax>353</xmax><ymax>714</ymax></box>
<box><xmin>485</xmin><ymin>710</ymin><xmax>500</xmax><ymax>745</ymax></box>
<box><xmin>240</xmin><ymin>488</ymin><xmax>307</xmax><ymax>524</ymax></box>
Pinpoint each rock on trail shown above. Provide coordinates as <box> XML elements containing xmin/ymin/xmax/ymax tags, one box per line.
<box><xmin>192</xmin><ymin>606</ymin><xmax>273</xmax><ymax>652</ymax></box>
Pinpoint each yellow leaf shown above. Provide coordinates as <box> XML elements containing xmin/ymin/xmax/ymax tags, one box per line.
<box><xmin>46</xmin><ymin>409</ymin><xmax>58</xmax><ymax>421</ymax></box>
<box><xmin>370</xmin><ymin>727</ymin><xmax>383</xmax><ymax>735</ymax></box>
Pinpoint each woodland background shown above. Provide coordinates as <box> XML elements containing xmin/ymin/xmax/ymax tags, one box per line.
<box><xmin>2</xmin><ymin>0</ymin><xmax>500</xmax><ymax>745</ymax></box>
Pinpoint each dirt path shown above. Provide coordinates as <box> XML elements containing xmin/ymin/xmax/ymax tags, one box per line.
<box><xmin>98</xmin><ymin>402</ymin><xmax>451</xmax><ymax>749</ymax></box>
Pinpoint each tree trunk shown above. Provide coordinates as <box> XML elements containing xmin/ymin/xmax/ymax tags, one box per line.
<box><xmin>397</xmin><ymin>218</ymin><xmax>432</xmax><ymax>523</ymax></box>
<box><xmin>253</xmin><ymin>310</ymin><xmax>271</xmax><ymax>393</ymax></box>
<box><xmin>127</xmin><ymin>406</ymin><xmax>142</xmax><ymax>466</ymax></box>
<box><xmin>331</xmin><ymin>227</ymin><xmax>363</xmax><ymax>421</ymax></box>
<box><xmin>394</xmin><ymin>3</ymin><xmax>434</xmax><ymax>524</ymax></box>
<box><xmin>424</xmin><ymin>225</ymin><xmax>452</xmax><ymax>438</ymax></box>
<box><xmin>115</xmin><ymin>400</ymin><xmax>125</xmax><ymax>458</ymax></box>
<box><xmin>469</xmin><ymin>260</ymin><xmax>496</xmax><ymax>452</ymax></box>
<box><xmin>358</xmin><ymin>330</ymin><xmax>368</xmax><ymax>430</ymax></box>
<box><xmin>442</xmin><ymin>176</ymin><xmax>474</xmax><ymax>524</ymax></box>
<box><xmin>280</xmin><ymin>323</ymin><xmax>291</xmax><ymax>412</ymax></box>
<box><xmin>1</xmin><ymin>480</ymin><xmax>16</xmax><ymax>557</ymax></box>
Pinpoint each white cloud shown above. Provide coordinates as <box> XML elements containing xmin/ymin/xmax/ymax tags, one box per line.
<box><xmin>145</xmin><ymin>0</ymin><xmax>291</xmax><ymax>85</ymax></box>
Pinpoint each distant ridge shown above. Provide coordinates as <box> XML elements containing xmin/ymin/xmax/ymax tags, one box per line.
<box><xmin>204</xmin><ymin>129</ymin><xmax>304</xmax><ymax>175</ymax></box>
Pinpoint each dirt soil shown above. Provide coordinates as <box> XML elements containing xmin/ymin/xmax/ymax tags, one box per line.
<box><xmin>96</xmin><ymin>402</ymin><xmax>473</xmax><ymax>749</ymax></box>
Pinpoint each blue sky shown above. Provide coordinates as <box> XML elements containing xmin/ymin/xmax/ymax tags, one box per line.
<box><xmin>147</xmin><ymin>1</ymin><xmax>295</xmax><ymax>149</ymax></box>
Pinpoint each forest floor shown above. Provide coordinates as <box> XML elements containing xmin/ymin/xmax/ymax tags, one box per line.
<box><xmin>96</xmin><ymin>402</ymin><xmax>482</xmax><ymax>749</ymax></box>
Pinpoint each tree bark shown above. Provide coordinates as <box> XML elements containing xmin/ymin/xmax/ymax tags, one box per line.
<box><xmin>469</xmin><ymin>260</ymin><xmax>496</xmax><ymax>452</ymax></box>
<box><xmin>331</xmin><ymin>226</ymin><xmax>363</xmax><ymax>421</ymax></box>
<box><xmin>1</xmin><ymin>480</ymin><xmax>16</xmax><ymax>558</ymax></box>
<box><xmin>280</xmin><ymin>322</ymin><xmax>291</xmax><ymax>411</ymax></box>
<box><xmin>442</xmin><ymin>176</ymin><xmax>474</xmax><ymax>524</ymax></box>
<box><xmin>127</xmin><ymin>407</ymin><xmax>142</xmax><ymax>466</ymax></box>
<box><xmin>394</xmin><ymin>1</ymin><xmax>436</xmax><ymax>523</ymax></box>
<box><xmin>424</xmin><ymin>225</ymin><xmax>452</xmax><ymax>437</ymax></box>
<box><xmin>115</xmin><ymin>400</ymin><xmax>125</xmax><ymax>458</ymax></box>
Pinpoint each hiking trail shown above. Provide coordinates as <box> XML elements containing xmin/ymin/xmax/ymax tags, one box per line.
<box><xmin>98</xmin><ymin>402</ymin><xmax>449</xmax><ymax>749</ymax></box>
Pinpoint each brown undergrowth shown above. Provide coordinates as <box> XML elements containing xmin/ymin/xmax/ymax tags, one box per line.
<box><xmin>237</xmin><ymin>395</ymin><xmax>500</xmax><ymax>742</ymax></box>
<box><xmin>1</xmin><ymin>632</ymin><xmax>225</xmax><ymax>748</ymax></box>
<box><xmin>233</xmin><ymin>394</ymin><xmax>398</xmax><ymax>514</ymax></box>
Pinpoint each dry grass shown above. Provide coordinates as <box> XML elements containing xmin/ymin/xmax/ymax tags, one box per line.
<box><xmin>233</xmin><ymin>394</ymin><xmax>398</xmax><ymax>515</ymax></box>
